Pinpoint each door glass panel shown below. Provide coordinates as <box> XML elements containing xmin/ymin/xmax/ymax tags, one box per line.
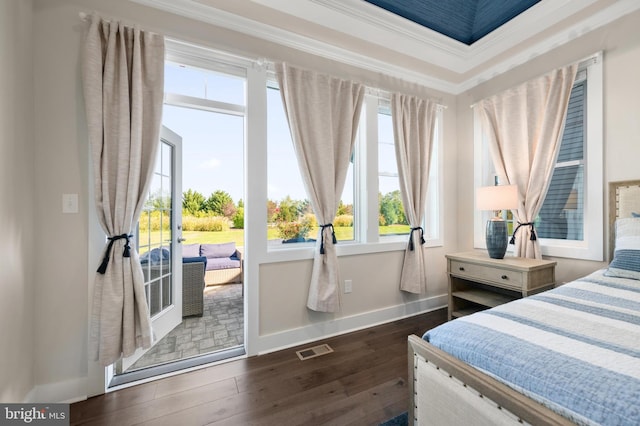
<box><xmin>139</xmin><ymin>143</ymin><xmax>174</xmax><ymax>319</ymax></box>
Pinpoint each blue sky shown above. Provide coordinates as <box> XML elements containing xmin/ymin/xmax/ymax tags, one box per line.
<box><xmin>162</xmin><ymin>63</ymin><xmax>398</xmax><ymax>206</ymax></box>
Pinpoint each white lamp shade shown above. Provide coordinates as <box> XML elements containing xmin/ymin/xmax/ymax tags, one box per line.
<box><xmin>476</xmin><ymin>185</ymin><xmax>518</xmax><ymax>211</ymax></box>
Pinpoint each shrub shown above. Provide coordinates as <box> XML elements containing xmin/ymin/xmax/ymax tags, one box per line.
<box><xmin>302</xmin><ymin>213</ymin><xmax>318</xmax><ymax>229</ymax></box>
<box><xmin>277</xmin><ymin>221</ymin><xmax>310</xmax><ymax>240</ymax></box>
<box><xmin>232</xmin><ymin>207</ymin><xmax>244</xmax><ymax>229</ymax></box>
<box><xmin>334</xmin><ymin>214</ymin><xmax>353</xmax><ymax>227</ymax></box>
<box><xmin>138</xmin><ymin>210</ymin><xmax>169</xmax><ymax>231</ymax></box>
<box><xmin>378</xmin><ymin>214</ymin><xmax>387</xmax><ymax>226</ymax></box>
<box><xmin>182</xmin><ymin>215</ymin><xmax>230</xmax><ymax>232</ymax></box>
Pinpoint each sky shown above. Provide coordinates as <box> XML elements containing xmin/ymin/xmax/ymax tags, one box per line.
<box><xmin>161</xmin><ymin>62</ymin><xmax>399</xmax><ymax>207</ymax></box>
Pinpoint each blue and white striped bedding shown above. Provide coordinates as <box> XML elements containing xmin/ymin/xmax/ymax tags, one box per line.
<box><xmin>423</xmin><ymin>269</ymin><xmax>640</xmax><ymax>426</ymax></box>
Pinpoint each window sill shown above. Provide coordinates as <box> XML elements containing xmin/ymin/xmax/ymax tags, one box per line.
<box><xmin>265</xmin><ymin>238</ymin><xmax>442</xmax><ymax>263</ymax></box>
<box><xmin>473</xmin><ymin>239</ymin><xmax>603</xmax><ymax>262</ymax></box>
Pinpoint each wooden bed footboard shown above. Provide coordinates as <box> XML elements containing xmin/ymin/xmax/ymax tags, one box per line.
<box><xmin>408</xmin><ymin>335</ymin><xmax>574</xmax><ymax>426</ymax></box>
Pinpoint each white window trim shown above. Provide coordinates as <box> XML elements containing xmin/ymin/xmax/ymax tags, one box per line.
<box><xmin>265</xmin><ymin>87</ymin><xmax>443</xmax><ymax>262</ymax></box>
<box><xmin>473</xmin><ymin>53</ymin><xmax>603</xmax><ymax>261</ymax></box>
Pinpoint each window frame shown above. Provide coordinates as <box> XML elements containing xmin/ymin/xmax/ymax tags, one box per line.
<box><xmin>265</xmin><ymin>89</ymin><xmax>443</xmax><ymax>257</ymax></box>
<box><xmin>473</xmin><ymin>54</ymin><xmax>603</xmax><ymax>261</ymax></box>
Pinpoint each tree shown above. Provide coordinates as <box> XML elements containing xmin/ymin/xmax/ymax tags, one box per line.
<box><xmin>182</xmin><ymin>189</ymin><xmax>205</xmax><ymax>215</ymax></box>
<box><xmin>266</xmin><ymin>199</ymin><xmax>278</xmax><ymax>223</ymax></box>
<box><xmin>204</xmin><ymin>190</ymin><xmax>235</xmax><ymax>217</ymax></box>
<box><xmin>274</xmin><ymin>196</ymin><xmax>299</xmax><ymax>223</ymax></box>
<box><xmin>380</xmin><ymin>190</ymin><xmax>406</xmax><ymax>225</ymax></box>
<box><xmin>145</xmin><ymin>189</ymin><xmax>170</xmax><ymax>210</ymax></box>
<box><xmin>232</xmin><ymin>207</ymin><xmax>244</xmax><ymax>229</ymax></box>
<box><xmin>337</xmin><ymin>200</ymin><xmax>353</xmax><ymax>216</ymax></box>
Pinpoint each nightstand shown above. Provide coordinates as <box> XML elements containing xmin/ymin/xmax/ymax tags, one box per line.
<box><xmin>446</xmin><ymin>251</ymin><xmax>556</xmax><ymax>320</ymax></box>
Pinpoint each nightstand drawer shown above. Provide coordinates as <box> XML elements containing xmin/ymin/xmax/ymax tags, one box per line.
<box><xmin>450</xmin><ymin>260</ymin><xmax>523</xmax><ymax>289</ymax></box>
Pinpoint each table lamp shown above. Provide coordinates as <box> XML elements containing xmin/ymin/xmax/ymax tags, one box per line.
<box><xmin>476</xmin><ymin>185</ymin><xmax>518</xmax><ymax>259</ymax></box>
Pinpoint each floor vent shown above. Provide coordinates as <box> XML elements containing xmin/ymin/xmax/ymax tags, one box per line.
<box><xmin>296</xmin><ymin>343</ymin><xmax>334</xmax><ymax>361</ymax></box>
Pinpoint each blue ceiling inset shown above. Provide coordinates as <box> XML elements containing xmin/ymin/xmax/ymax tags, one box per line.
<box><xmin>363</xmin><ymin>0</ymin><xmax>541</xmax><ymax>45</ymax></box>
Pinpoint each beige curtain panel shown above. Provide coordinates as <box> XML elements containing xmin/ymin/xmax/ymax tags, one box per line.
<box><xmin>82</xmin><ymin>14</ymin><xmax>165</xmax><ymax>366</ymax></box>
<box><xmin>276</xmin><ymin>63</ymin><xmax>364</xmax><ymax>312</ymax></box>
<box><xmin>476</xmin><ymin>64</ymin><xmax>577</xmax><ymax>259</ymax></box>
<box><xmin>392</xmin><ymin>94</ymin><xmax>437</xmax><ymax>294</ymax></box>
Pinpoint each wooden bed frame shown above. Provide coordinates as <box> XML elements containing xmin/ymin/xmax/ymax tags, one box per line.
<box><xmin>408</xmin><ymin>179</ymin><xmax>640</xmax><ymax>425</ymax></box>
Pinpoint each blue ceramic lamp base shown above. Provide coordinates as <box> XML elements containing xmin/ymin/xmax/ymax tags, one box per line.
<box><xmin>486</xmin><ymin>219</ymin><xmax>508</xmax><ymax>259</ymax></box>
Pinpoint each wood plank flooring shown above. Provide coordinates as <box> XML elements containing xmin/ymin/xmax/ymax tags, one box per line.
<box><xmin>71</xmin><ymin>309</ymin><xmax>447</xmax><ymax>426</ymax></box>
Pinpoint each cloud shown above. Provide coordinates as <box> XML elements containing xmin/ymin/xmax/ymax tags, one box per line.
<box><xmin>200</xmin><ymin>157</ymin><xmax>221</xmax><ymax>169</ymax></box>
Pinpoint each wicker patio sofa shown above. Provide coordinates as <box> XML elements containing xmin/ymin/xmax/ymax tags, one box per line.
<box><xmin>183</xmin><ymin>242</ymin><xmax>243</xmax><ymax>286</ymax></box>
<box><xmin>182</xmin><ymin>259</ymin><xmax>205</xmax><ymax>317</ymax></box>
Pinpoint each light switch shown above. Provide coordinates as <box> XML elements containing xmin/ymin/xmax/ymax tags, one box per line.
<box><xmin>62</xmin><ymin>193</ymin><xmax>79</xmax><ymax>214</ymax></box>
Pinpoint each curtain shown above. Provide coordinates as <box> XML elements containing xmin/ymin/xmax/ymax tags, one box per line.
<box><xmin>276</xmin><ymin>63</ymin><xmax>364</xmax><ymax>312</ymax></box>
<box><xmin>475</xmin><ymin>64</ymin><xmax>577</xmax><ymax>259</ymax></box>
<box><xmin>391</xmin><ymin>94</ymin><xmax>437</xmax><ymax>294</ymax></box>
<box><xmin>82</xmin><ymin>14</ymin><xmax>165</xmax><ymax>366</ymax></box>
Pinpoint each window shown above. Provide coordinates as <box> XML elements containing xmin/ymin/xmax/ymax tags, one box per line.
<box><xmin>377</xmin><ymin>104</ymin><xmax>441</xmax><ymax>242</ymax></box>
<box><xmin>266</xmin><ymin>81</ymin><xmax>356</xmax><ymax>246</ymax></box>
<box><xmin>474</xmin><ymin>56</ymin><xmax>603</xmax><ymax>260</ymax></box>
<box><xmin>537</xmin><ymin>78</ymin><xmax>585</xmax><ymax>241</ymax></box>
<box><xmin>266</xmin><ymin>88</ymin><xmax>442</xmax><ymax>251</ymax></box>
<box><xmin>377</xmin><ymin>105</ymin><xmax>409</xmax><ymax>237</ymax></box>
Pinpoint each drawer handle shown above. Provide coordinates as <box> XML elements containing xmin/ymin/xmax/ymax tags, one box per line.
<box><xmin>459</xmin><ymin>267</ymin><xmax>465</xmax><ymax>271</ymax></box>
<box><xmin>501</xmin><ymin>275</ymin><xmax>509</xmax><ymax>280</ymax></box>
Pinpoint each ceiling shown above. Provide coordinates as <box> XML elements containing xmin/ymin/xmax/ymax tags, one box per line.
<box><xmin>363</xmin><ymin>0</ymin><xmax>541</xmax><ymax>46</ymax></box>
<box><xmin>134</xmin><ymin>0</ymin><xmax>640</xmax><ymax>93</ymax></box>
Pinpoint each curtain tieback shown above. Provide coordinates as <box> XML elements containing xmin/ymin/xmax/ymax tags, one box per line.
<box><xmin>97</xmin><ymin>233</ymin><xmax>133</xmax><ymax>274</ymax></box>
<box><xmin>509</xmin><ymin>222</ymin><xmax>537</xmax><ymax>245</ymax></box>
<box><xmin>409</xmin><ymin>227</ymin><xmax>425</xmax><ymax>251</ymax></box>
<box><xmin>319</xmin><ymin>224</ymin><xmax>337</xmax><ymax>255</ymax></box>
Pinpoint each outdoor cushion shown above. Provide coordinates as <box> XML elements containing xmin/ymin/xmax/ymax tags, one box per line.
<box><xmin>201</xmin><ymin>242</ymin><xmax>237</xmax><ymax>259</ymax></box>
<box><xmin>140</xmin><ymin>247</ymin><xmax>170</xmax><ymax>264</ymax></box>
<box><xmin>182</xmin><ymin>255</ymin><xmax>207</xmax><ymax>271</ymax></box>
<box><xmin>205</xmin><ymin>257</ymin><xmax>241</xmax><ymax>270</ymax></box>
<box><xmin>182</xmin><ymin>243</ymin><xmax>201</xmax><ymax>258</ymax></box>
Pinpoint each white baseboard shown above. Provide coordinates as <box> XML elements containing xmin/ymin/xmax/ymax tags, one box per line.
<box><xmin>24</xmin><ymin>377</ymin><xmax>87</xmax><ymax>404</ymax></box>
<box><xmin>255</xmin><ymin>294</ymin><xmax>447</xmax><ymax>355</ymax></box>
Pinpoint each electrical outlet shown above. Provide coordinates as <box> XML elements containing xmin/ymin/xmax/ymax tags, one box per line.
<box><xmin>344</xmin><ymin>279</ymin><xmax>352</xmax><ymax>294</ymax></box>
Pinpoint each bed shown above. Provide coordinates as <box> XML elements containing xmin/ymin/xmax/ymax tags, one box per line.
<box><xmin>408</xmin><ymin>179</ymin><xmax>640</xmax><ymax>426</ymax></box>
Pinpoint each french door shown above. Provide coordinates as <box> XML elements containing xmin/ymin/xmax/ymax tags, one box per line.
<box><xmin>116</xmin><ymin>126</ymin><xmax>184</xmax><ymax>373</ymax></box>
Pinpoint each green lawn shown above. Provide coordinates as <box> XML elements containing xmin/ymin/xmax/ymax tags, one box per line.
<box><xmin>147</xmin><ymin>224</ymin><xmax>411</xmax><ymax>247</ymax></box>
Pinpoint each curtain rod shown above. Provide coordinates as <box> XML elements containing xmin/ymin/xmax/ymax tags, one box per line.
<box><xmin>469</xmin><ymin>51</ymin><xmax>602</xmax><ymax>109</ymax></box>
<box><xmin>266</xmin><ymin>61</ymin><xmax>446</xmax><ymax>109</ymax></box>
<box><xmin>365</xmin><ymin>87</ymin><xmax>447</xmax><ymax>109</ymax></box>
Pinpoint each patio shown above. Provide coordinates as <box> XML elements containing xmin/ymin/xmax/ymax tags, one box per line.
<box><xmin>127</xmin><ymin>283</ymin><xmax>244</xmax><ymax>372</ymax></box>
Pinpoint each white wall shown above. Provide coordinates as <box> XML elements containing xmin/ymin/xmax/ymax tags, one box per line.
<box><xmin>0</xmin><ymin>0</ymin><xmax>36</xmax><ymax>403</ymax></box>
<box><xmin>455</xmin><ymin>9</ymin><xmax>640</xmax><ymax>284</ymax></box>
<box><xmin>29</xmin><ymin>0</ymin><xmax>457</xmax><ymax>401</ymax></box>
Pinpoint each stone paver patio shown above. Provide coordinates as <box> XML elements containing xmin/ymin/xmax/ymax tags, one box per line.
<box><xmin>128</xmin><ymin>283</ymin><xmax>243</xmax><ymax>371</ymax></box>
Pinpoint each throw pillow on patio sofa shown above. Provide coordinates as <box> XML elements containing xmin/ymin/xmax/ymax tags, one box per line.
<box><xmin>200</xmin><ymin>242</ymin><xmax>240</xmax><ymax>270</ymax></box>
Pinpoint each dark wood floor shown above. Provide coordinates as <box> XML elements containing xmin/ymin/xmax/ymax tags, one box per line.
<box><xmin>71</xmin><ymin>308</ymin><xmax>447</xmax><ymax>426</ymax></box>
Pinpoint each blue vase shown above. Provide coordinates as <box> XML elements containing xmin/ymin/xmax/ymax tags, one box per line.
<box><xmin>486</xmin><ymin>219</ymin><xmax>508</xmax><ymax>259</ymax></box>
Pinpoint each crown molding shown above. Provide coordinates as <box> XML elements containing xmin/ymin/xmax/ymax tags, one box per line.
<box><xmin>456</xmin><ymin>0</ymin><xmax>640</xmax><ymax>92</ymax></box>
<box><xmin>132</xmin><ymin>0</ymin><xmax>459</xmax><ymax>92</ymax></box>
<box><xmin>132</xmin><ymin>0</ymin><xmax>640</xmax><ymax>94</ymax></box>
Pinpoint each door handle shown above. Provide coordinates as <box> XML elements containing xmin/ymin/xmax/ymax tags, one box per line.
<box><xmin>177</xmin><ymin>237</ymin><xmax>187</xmax><ymax>243</ymax></box>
